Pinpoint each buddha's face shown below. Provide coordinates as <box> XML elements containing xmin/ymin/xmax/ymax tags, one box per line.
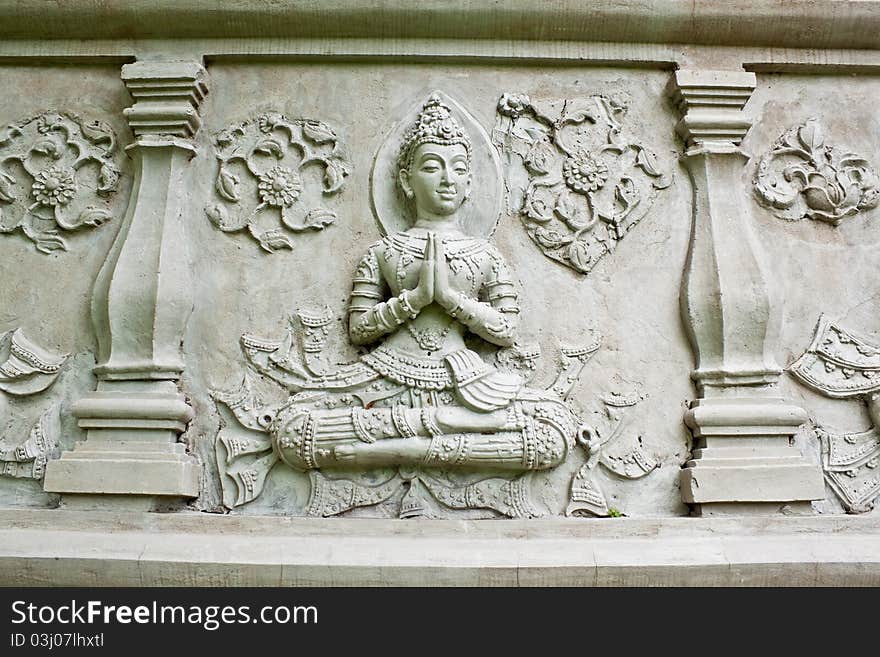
<box><xmin>399</xmin><ymin>143</ymin><xmax>471</xmax><ymax>219</ymax></box>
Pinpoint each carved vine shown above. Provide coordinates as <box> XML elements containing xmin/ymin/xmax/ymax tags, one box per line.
<box><xmin>493</xmin><ymin>92</ymin><xmax>671</xmax><ymax>274</ymax></box>
<box><xmin>0</xmin><ymin>111</ymin><xmax>121</xmax><ymax>253</ymax></box>
<box><xmin>205</xmin><ymin>112</ymin><xmax>351</xmax><ymax>252</ymax></box>
<box><xmin>754</xmin><ymin>118</ymin><xmax>879</xmax><ymax>226</ymax></box>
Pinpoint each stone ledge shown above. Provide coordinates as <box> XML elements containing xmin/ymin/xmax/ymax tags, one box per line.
<box><xmin>0</xmin><ymin>1</ymin><xmax>878</xmax><ymax>50</ymax></box>
<box><xmin>0</xmin><ymin>510</ymin><xmax>877</xmax><ymax>586</ymax></box>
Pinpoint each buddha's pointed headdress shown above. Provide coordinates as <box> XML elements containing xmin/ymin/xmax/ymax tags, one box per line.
<box><xmin>397</xmin><ymin>93</ymin><xmax>472</xmax><ymax>172</ymax></box>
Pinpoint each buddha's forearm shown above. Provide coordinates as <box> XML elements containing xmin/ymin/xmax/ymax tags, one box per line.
<box><xmin>349</xmin><ymin>291</ymin><xmax>419</xmax><ymax>345</ymax></box>
<box><xmin>446</xmin><ymin>292</ymin><xmax>518</xmax><ymax>346</ymax></box>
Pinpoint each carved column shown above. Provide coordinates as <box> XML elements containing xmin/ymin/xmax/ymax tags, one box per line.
<box><xmin>44</xmin><ymin>61</ymin><xmax>207</xmax><ymax>508</ymax></box>
<box><xmin>668</xmin><ymin>70</ymin><xmax>823</xmax><ymax>515</ymax></box>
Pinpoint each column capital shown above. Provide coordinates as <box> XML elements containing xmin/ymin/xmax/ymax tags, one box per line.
<box><xmin>121</xmin><ymin>60</ymin><xmax>208</xmax><ymax>140</ymax></box>
<box><xmin>667</xmin><ymin>69</ymin><xmax>756</xmax><ymax>152</ymax></box>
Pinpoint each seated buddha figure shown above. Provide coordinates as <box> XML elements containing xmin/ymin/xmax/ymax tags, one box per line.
<box><xmin>267</xmin><ymin>95</ymin><xmax>579</xmax><ymax>475</ymax></box>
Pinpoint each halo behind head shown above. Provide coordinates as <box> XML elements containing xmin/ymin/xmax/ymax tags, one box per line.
<box><xmin>371</xmin><ymin>90</ymin><xmax>503</xmax><ymax>238</ymax></box>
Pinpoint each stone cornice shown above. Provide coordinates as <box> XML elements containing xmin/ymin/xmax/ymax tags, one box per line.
<box><xmin>1</xmin><ymin>510</ymin><xmax>878</xmax><ymax>585</ymax></box>
<box><xmin>0</xmin><ymin>1</ymin><xmax>878</xmax><ymax>50</ymax></box>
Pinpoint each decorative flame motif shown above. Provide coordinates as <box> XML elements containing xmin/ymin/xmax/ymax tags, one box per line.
<box><xmin>754</xmin><ymin>118</ymin><xmax>879</xmax><ymax>226</ymax></box>
<box><xmin>0</xmin><ymin>328</ymin><xmax>68</xmax><ymax>396</ymax></box>
<box><xmin>493</xmin><ymin>92</ymin><xmax>671</xmax><ymax>274</ymax></box>
<box><xmin>0</xmin><ymin>329</ymin><xmax>66</xmax><ymax>482</ymax></box>
<box><xmin>205</xmin><ymin>112</ymin><xmax>351</xmax><ymax>253</ymax></box>
<box><xmin>789</xmin><ymin>314</ymin><xmax>880</xmax><ymax>513</ymax></box>
<box><xmin>566</xmin><ymin>385</ymin><xmax>659</xmax><ymax>518</ymax></box>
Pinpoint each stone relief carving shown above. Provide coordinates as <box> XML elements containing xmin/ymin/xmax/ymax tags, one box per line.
<box><xmin>790</xmin><ymin>314</ymin><xmax>880</xmax><ymax>512</ymax></box>
<box><xmin>211</xmin><ymin>92</ymin><xmax>660</xmax><ymax>518</ymax></box>
<box><xmin>205</xmin><ymin>112</ymin><xmax>351</xmax><ymax>252</ymax></box>
<box><xmin>492</xmin><ymin>92</ymin><xmax>671</xmax><ymax>274</ymax></box>
<box><xmin>566</xmin><ymin>386</ymin><xmax>659</xmax><ymax>517</ymax></box>
<box><xmin>0</xmin><ymin>111</ymin><xmax>121</xmax><ymax>253</ymax></box>
<box><xmin>0</xmin><ymin>406</ymin><xmax>61</xmax><ymax>480</ymax></box>
<box><xmin>754</xmin><ymin>118</ymin><xmax>879</xmax><ymax>225</ymax></box>
<box><xmin>0</xmin><ymin>329</ymin><xmax>68</xmax><ymax>396</ymax></box>
<box><xmin>0</xmin><ymin>329</ymin><xmax>66</xmax><ymax>480</ymax></box>
<box><xmin>812</xmin><ymin>424</ymin><xmax>879</xmax><ymax>514</ymax></box>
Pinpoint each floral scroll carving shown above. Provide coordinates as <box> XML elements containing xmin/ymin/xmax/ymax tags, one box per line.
<box><xmin>205</xmin><ymin>112</ymin><xmax>351</xmax><ymax>252</ymax></box>
<box><xmin>493</xmin><ymin>92</ymin><xmax>671</xmax><ymax>274</ymax></box>
<box><xmin>754</xmin><ymin>118</ymin><xmax>879</xmax><ymax>225</ymax></box>
<box><xmin>0</xmin><ymin>111</ymin><xmax>121</xmax><ymax>253</ymax></box>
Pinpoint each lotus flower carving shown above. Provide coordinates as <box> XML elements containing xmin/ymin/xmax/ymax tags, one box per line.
<box><xmin>754</xmin><ymin>118</ymin><xmax>879</xmax><ymax>226</ymax></box>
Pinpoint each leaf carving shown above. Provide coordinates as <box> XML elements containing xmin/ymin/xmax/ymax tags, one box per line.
<box><xmin>0</xmin><ymin>207</ymin><xmax>17</xmax><ymax>233</ymax></box>
<box><xmin>253</xmin><ymin>139</ymin><xmax>285</xmax><ymax>158</ymax></box>
<box><xmin>559</xmin><ymin>108</ymin><xmax>599</xmax><ymax>127</ymax></box>
<box><xmin>524</xmin><ymin>140</ymin><xmax>556</xmax><ymax>175</ymax></box>
<box><xmin>634</xmin><ymin>147</ymin><xmax>663</xmax><ymax>178</ymax></box>
<box><xmin>302</xmin><ymin>121</ymin><xmax>337</xmax><ymax>145</ymax></box>
<box><xmin>205</xmin><ymin>204</ymin><xmax>228</xmax><ymax>229</ymax></box>
<box><xmin>554</xmin><ymin>188</ymin><xmax>579</xmax><ymax>221</ymax></box>
<box><xmin>534</xmin><ymin>226</ymin><xmax>574</xmax><ymax>249</ymax></box>
<box><xmin>33</xmin><ymin>230</ymin><xmax>67</xmax><ymax>254</ymax></box>
<box><xmin>523</xmin><ymin>187</ymin><xmax>554</xmax><ymax>223</ymax></box>
<box><xmin>80</xmin><ymin>120</ymin><xmax>116</xmax><ymax>152</ymax></box>
<box><xmin>31</xmin><ymin>140</ymin><xmax>62</xmax><ymax>159</ymax></box>
<box><xmin>783</xmin><ymin>163</ymin><xmax>813</xmax><ymax>189</ymax></box>
<box><xmin>76</xmin><ymin>207</ymin><xmax>112</xmax><ymax>228</ymax></box>
<box><xmin>98</xmin><ymin>163</ymin><xmax>120</xmax><ymax>194</ymax></box>
<box><xmin>0</xmin><ymin>169</ymin><xmax>17</xmax><ymax>203</ymax></box>
<box><xmin>797</xmin><ymin>120</ymin><xmax>824</xmax><ymax>154</ymax></box>
<box><xmin>859</xmin><ymin>187</ymin><xmax>880</xmax><ymax>210</ymax></box>
<box><xmin>215</xmin><ymin>167</ymin><xmax>240</xmax><ymax>202</ymax></box>
<box><xmin>254</xmin><ymin>228</ymin><xmax>294</xmax><ymax>253</ymax></box>
<box><xmin>303</xmin><ymin>208</ymin><xmax>336</xmax><ymax>230</ymax></box>
<box><xmin>54</xmin><ymin>206</ymin><xmax>111</xmax><ymax>231</ymax></box>
<box><xmin>322</xmin><ymin>158</ymin><xmax>349</xmax><ymax>194</ymax></box>
<box><xmin>567</xmin><ymin>241</ymin><xmax>592</xmax><ymax>273</ymax></box>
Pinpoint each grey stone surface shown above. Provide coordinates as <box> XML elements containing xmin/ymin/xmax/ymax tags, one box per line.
<box><xmin>0</xmin><ymin>0</ymin><xmax>879</xmax><ymax>583</ymax></box>
<box><xmin>0</xmin><ymin>510</ymin><xmax>877</xmax><ymax>586</ymax></box>
<box><xmin>0</xmin><ymin>1</ymin><xmax>879</xmax><ymax>50</ymax></box>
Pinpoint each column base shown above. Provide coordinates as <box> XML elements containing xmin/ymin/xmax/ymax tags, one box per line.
<box><xmin>691</xmin><ymin>502</ymin><xmax>814</xmax><ymax>517</ymax></box>
<box><xmin>57</xmin><ymin>493</ymin><xmax>190</xmax><ymax>512</ymax></box>
<box><xmin>44</xmin><ymin>442</ymin><xmax>199</xmax><ymax>497</ymax></box>
<box><xmin>681</xmin><ymin>397</ymin><xmax>824</xmax><ymax>511</ymax></box>
<box><xmin>43</xmin><ymin>388</ymin><xmax>200</xmax><ymax>499</ymax></box>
